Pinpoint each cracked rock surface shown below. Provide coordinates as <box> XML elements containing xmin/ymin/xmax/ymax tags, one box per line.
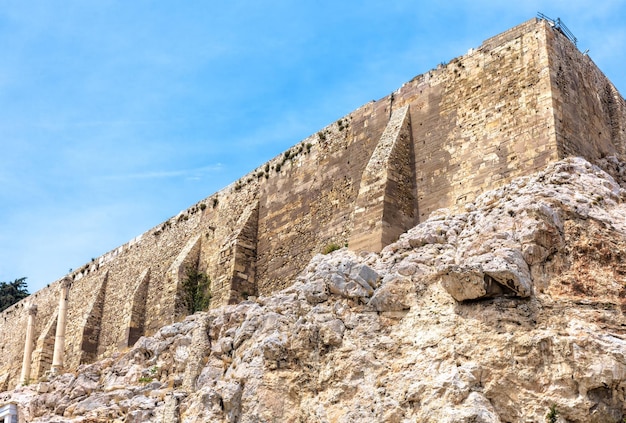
<box><xmin>3</xmin><ymin>157</ymin><xmax>626</xmax><ymax>422</ymax></box>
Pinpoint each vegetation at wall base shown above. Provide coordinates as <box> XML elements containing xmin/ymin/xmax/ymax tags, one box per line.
<box><xmin>182</xmin><ymin>267</ymin><xmax>211</xmax><ymax>313</ymax></box>
<box><xmin>322</xmin><ymin>243</ymin><xmax>342</xmax><ymax>255</ymax></box>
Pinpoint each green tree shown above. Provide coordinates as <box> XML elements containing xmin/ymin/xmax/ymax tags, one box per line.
<box><xmin>182</xmin><ymin>267</ymin><xmax>211</xmax><ymax>314</ymax></box>
<box><xmin>0</xmin><ymin>277</ymin><xmax>29</xmax><ymax>312</ymax></box>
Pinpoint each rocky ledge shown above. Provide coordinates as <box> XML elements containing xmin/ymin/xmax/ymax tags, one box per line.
<box><xmin>3</xmin><ymin>157</ymin><xmax>626</xmax><ymax>422</ymax></box>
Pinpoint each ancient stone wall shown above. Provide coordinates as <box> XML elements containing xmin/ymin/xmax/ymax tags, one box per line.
<box><xmin>1</xmin><ymin>17</ymin><xmax>625</xmax><ymax>391</ymax></box>
<box><xmin>398</xmin><ymin>19</ymin><xmax>560</xmax><ymax>219</ymax></box>
<box><xmin>0</xmin><ymin>283</ymin><xmax>58</xmax><ymax>388</ymax></box>
<box><xmin>255</xmin><ymin>103</ymin><xmax>388</xmax><ymax>294</ymax></box>
<box><xmin>349</xmin><ymin>105</ymin><xmax>417</xmax><ymax>252</ymax></box>
<box><xmin>545</xmin><ymin>23</ymin><xmax>626</xmax><ymax>161</ymax></box>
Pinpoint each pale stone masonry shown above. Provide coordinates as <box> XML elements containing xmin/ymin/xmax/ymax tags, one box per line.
<box><xmin>0</xmin><ymin>404</ymin><xmax>17</xmax><ymax>423</ymax></box>
<box><xmin>0</xmin><ymin>17</ymin><xmax>625</xmax><ymax>390</ymax></box>
<box><xmin>18</xmin><ymin>304</ymin><xmax>36</xmax><ymax>386</ymax></box>
<box><xmin>349</xmin><ymin>105</ymin><xmax>417</xmax><ymax>252</ymax></box>
<box><xmin>50</xmin><ymin>278</ymin><xmax>70</xmax><ymax>376</ymax></box>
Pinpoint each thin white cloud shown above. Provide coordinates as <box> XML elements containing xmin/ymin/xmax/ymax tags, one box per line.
<box><xmin>101</xmin><ymin>164</ymin><xmax>223</xmax><ymax>181</ymax></box>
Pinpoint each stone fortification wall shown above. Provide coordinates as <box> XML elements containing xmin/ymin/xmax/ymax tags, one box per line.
<box><xmin>1</xmin><ymin>17</ymin><xmax>625</xmax><ymax>391</ymax></box>
<box><xmin>349</xmin><ymin>105</ymin><xmax>417</xmax><ymax>252</ymax></box>
<box><xmin>545</xmin><ymin>23</ymin><xmax>626</xmax><ymax>161</ymax></box>
<box><xmin>255</xmin><ymin>100</ymin><xmax>391</xmax><ymax>293</ymax></box>
<box><xmin>0</xmin><ymin>280</ymin><xmax>58</xmax><ymax>388</ymax></box>
<box><xmin>397</xmin><ymin>18</ymin><xmax>560</xmax><ymax>219</ymax></box>
<box><xmin>0</xmin><ymin>183</ymin><xmax>260</xmax><ymax>389</ymax></box>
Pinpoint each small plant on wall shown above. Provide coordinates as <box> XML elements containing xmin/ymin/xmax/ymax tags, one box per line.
<box><xmin>322</xmin><ymin>243</ymin><xmax>342</xmax><ymax>255</ymax></box>
<box><xmin>545</xmin><ymin>405</ymin><xmax>559</xmax><ymax>423</ymax></box>
<box><xmin>182</xmin><ymin>267</ymin><xmax>212</xmax><ymax>313</ymax></box>
<box><xmin>138</xmin><ymin>365</ymin><xmax>158</xmax><ymax>384</ymax></box>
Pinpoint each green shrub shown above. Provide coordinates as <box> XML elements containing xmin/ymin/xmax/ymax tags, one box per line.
<box><xmin>546</xmin><ymin>404</ymin><xmax>559</xmax><ymax>423</ymax></box>
<box><xmin>337</xmin><ymin>118</ymin><xmax>345</xmax><ymax>131</ymax></box>
<box><xmin>322</xmin><ymin>243</ymin><xmax>342</xmax><ymax>255</ymax></box>
<box><xmin>182</xmin><ymin>267</ymin><xmax>212</xmax><ymax>313</ymax></box>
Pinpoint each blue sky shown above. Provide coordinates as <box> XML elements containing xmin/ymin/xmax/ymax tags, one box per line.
<box><xmin>1</xmin><ymin>1</ymin><xmax>625</xmax><ymax>293</ymax></box>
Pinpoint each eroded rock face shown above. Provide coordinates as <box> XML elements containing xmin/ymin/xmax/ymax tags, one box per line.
<box><xmin>3</xmin><ymin>157</ymin><xmax>626</xmax><ymax>422</ymax></box>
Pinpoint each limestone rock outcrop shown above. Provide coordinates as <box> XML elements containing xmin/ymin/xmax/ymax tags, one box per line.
<box><xmin>3</xmin><ymin>157</ymin><xmax>626</xmax><ymax>422</ymax></box>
